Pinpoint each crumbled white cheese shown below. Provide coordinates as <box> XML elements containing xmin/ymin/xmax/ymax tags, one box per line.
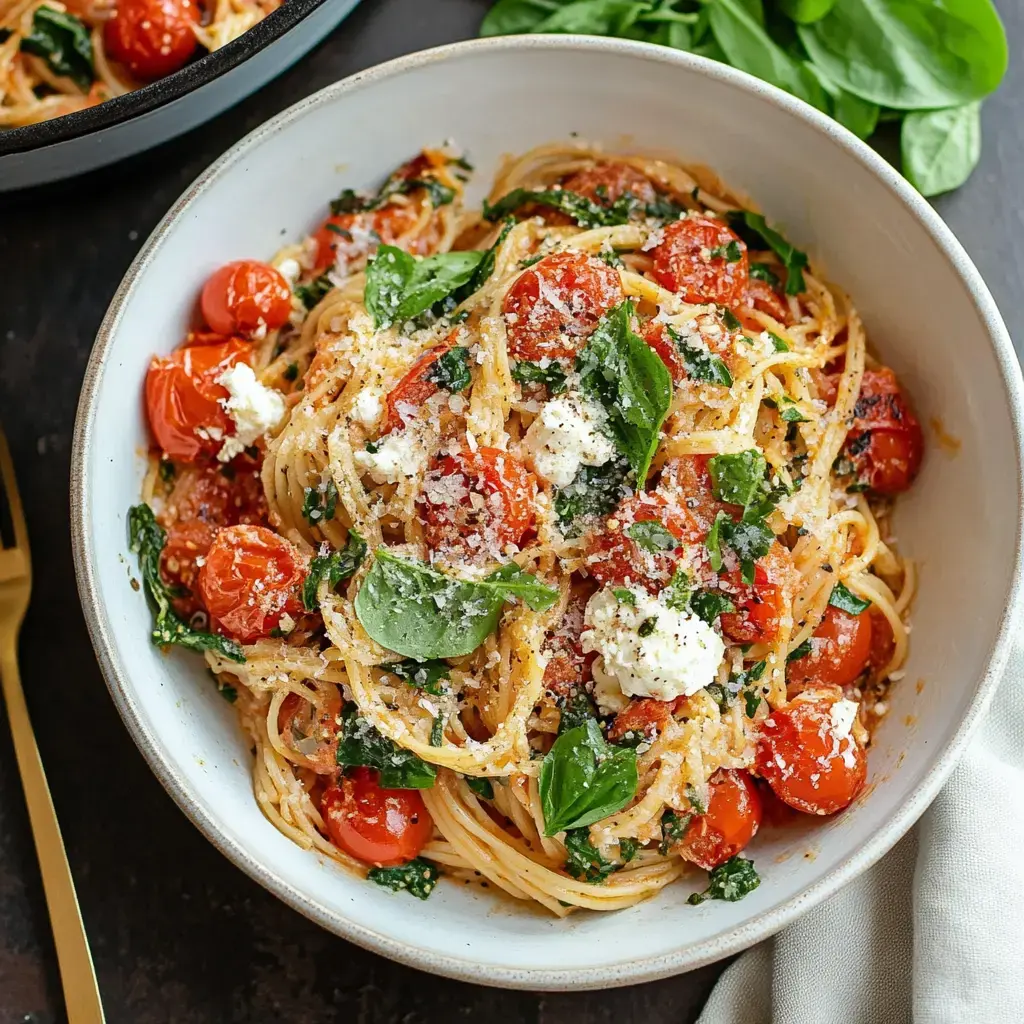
<box><xmin>216</xmin><ymin>363</ymin><xmax>286</xmax><ymax>462</ymax></box>
<box><xmin>350</xmin><ymin>388</ymin><xmax>383</xmax><ymax>429</ymax></box>
<box><xmin>353</xmin><ymin>430</ymin><xmax>426</xmax><ymax>485</ymax></box>
<box><xmin>277</xmin><ymin>612</ymin><xmax>296</xmax><ymax>634</ymax></box>
<box><xmin>277</xmin><ymin>258</ymin><xmax>301</xmax><ymax>285</ymax></box>
<box><xmin>581</xmin><ymin>587</ymin><xmax>725</xmax><ymax>703</ymax></box>
<box><xmin>523</xmin><ymin>392</ymin><xmax>615</xmax><ymax>488</ymax></box>
<box><xmin>592</xmin><ymin>660</ymin><xmax>630</xmax><ymax>714</ymax></box>
<box><xmin>830</xmin><ymin>699</ymin><xmax>859</xmax><ymax>740</ymax></box>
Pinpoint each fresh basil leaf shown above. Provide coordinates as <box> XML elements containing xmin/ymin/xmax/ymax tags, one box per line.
<box><xmin>797</xmin><ymin>0</ymin><xmax>1007</xmax><ymax>111</ymax></box>
<box><xmin>619</xmin><ymin>837</ymin><xmax>639</xmax><ymax>862</ymax></box>
<box><xmin>829</xmin><ymin>580</ymin><xmax>871</xmax><ymax>616</ymax></box>
<box><xmin>365</xmin><ymin>245</ymin><xmax>484</xmax><ymax>329</ymax></box>
<box><xmin>727</xmin><ymin>211</ymin><xmax>809</xmax><ymax>296</ymax></box>
<box><xmin>368</xmin><ymin>858</ymin><xmax>441</xmax><ymax>899</ymax></box>
<box><xmin>706</xmin><ymin>510</ymin><xmax>729</xmax><ymax>572</ymax></box>
<box><xmin>690</xmin><ymin>588</ymin><xmax>736</xmax><ymax>624</ymax></box>
<box><xmin>576</xmin><ymin>301</ymin><xmax>672</xmax><ymax>487</ymax></box>
<box><xmin>427</xmin><ymin>346</ymin><xmax>472</xmax><ymax>392</ymax></box>
<box><xmin>558</xmin><ymin>687</ymin><xmax>598</xmax><ymax>734</ymax></box>
<box><xmin>380</xmin><ymin>658</ymin><xmax>450</xmax><ymax>696</ymax></box>
<box><xmin>127</xmin><ymin>504</ymin><xmax>244</xmax><ymax>663</ymax></box>
<box><xmin>721</xmin><ymin>517</ymin><xmax>775</xmax><ymax>584</ymax></box>
<box><xmin>336</xmin><ymin>702</ymin><xmax>437</xmax><ymax>788</ymax></box>
<box><xmin>483</xmin><ymin>187</ymin><xmax>637</xmax><ymax>228</ymax></box>
<box><xmin>667</xmin><ymin>326</ymin><xmax>733</xmax><ymax>386</ymax></box>
<box><xmin>554</xmin><ymin>457</ymin><xmax>633</xmax><ymax>534</ymax></box>
<box><xmin>302</xmin><ymin>530</ymin><xmax>367</xmax><ymax>612</ymax></box>
<box><xmin>662</xmin><ymin>569</ymin><xmax>692</xmax><ymax>612</ymax></box>
<box><xmin>301</xmin><ymin>478</ymin><xmax>338</xmax><ymax>526</ymax></box>
<box><xmin>354</xmin><ymin>550</ymin><xmax>557</xmax><ymax>660</ymax></box>
<box><xmin>778</xmin><ymin>0</ymin><xmax>836</xmax><ymax>24</ymax></box>
<box><xmin>659</xmin><ymin>808</ymin><xmax>693</xmax><ymax>854</ymax></box>
<box><xmin>511</xmin><ymin>360</ymin><xmax>568</xmax><ymax>394</ymax></box>
<box><xmin>626</xmin><ymin>520</ymin><xmax>678</xmax><ymax>553</ymax></box>
<box><xmin>563</xmin><ymin>827</ymin><xmax>618</xmax><ymax>883</ymax></box>
<box><xmin>901</xmin><ymin>102</ymin><xmax>981</xmax><ymax>197</ymax></box>
<box><xmin>466</xmin><ymin>776</ymin><xmax>494</xmax><ymax>800</ymax></box>
<box><xmin>540</xmin><ymin>720</ymin><xmax>639</xmax><ymax>835</ymax></box>
<box><xmin>294</xmin><ymin>273</ymin><xmax>333</xmax><ymax>310</ymax></box>
<box><xmin>708</xmin><ymin>450</ymin><xmax>768</xmax><ymax>507</ymax></box>
<box><xmin>750</xmin><ymin>262</ymin><xmax>781</xmax><ymax>287</ymax></box>
<box><xmin>20</xmin><ymin>6</ymin><xmax>93</xmax><ymax>91</ymax></box>
<box><xmin>688</xmin><ymin>855</ymin><xmax>761</xmax><ymax>904</ymax></box>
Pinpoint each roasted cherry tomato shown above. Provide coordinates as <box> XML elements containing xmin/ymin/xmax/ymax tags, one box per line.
<box><xmin>542</xmin><ymin>583</ymin><xmax>597</xmax><ymax>698</ymax></box>
<box><xmin>868</xmin><ymin>611</ymin><xmax>896</xmax><ymax>676</ymax></box>
<box><xmin>740</xmin><ymin>277</ymin><xmax>790</xmax><ymax>326</ymax></box>
<box><xmin>809</xmin><ymin>368</ymin><xmax>839</xmax><ymax>407</ymax></box>
<box><xmin>641</xmin><ymin>321</ymin><xmax>687</xmax><ymax>384</ymax></box>
<box><xmin>104</xmin><ymin>0</ymin><xmax>200</xmax><ymax>80</ymax></box>
<box><xmin>383</xmin><ymin>336</ymin><xmax>458</xmax><ymax>434</ymax></box>
<box><xmin>718</xmin><ymin>543</ymin><xmax>796</xmax><ymax>646</ymax></box>
<box><xmin>277</xmin><ymin>690</ymin><xmax>341</xmax><ymax>775</ymax></box>
<box><xmin>311</xmin><ymin>204</ymin><xmax>422</xmax><ymax>273</ymax></box>
<box><xmin>561</xmin><ymin>162</ymin><xmax>657</xmax><ymax>207</ymax></box>
<box><xmin>648</xmin><ymin>216</ymin><xmax>749</xmax><ymax>306</ymax></box>
<box><xmin>661</xmin><ymin>454</ymin><xmax>739</xmax><ymax>536</ymax></box>
<box><xmin>586</xmin><ymin>493</ymin><xmax>696</xmax><ymax>592</ymax></box>
<box><xmin>201</xmin><ymin>260</ymin><xmax>292</xmax><ymax>337</ymax></box>
<box><xmin>503</xmin><ymin>251</ymin><xmax>623</xmax><ymax>361</ymax></box>
<box><xmin>843</xmin><ymin>368</ymin><xmax>923</xmax><ymax>494</ymax></box>
<box><xmin>197</xmin><ymin>524</ymin><xmax>306</xmax><ymax>642</ymax></box>
<box><xmin>607</xmin><ymin>695</ymin><xmax>684</xmax><ymax>744</ymax></box>
<box><xmin>675</xmin><ymin>769</ymin><xmax>762</xmax><ymax>870</ymax></box>
<box><xmin>144</xmin><ymin>337</ymin><xmax>251</xmax><ymax>462</ymax></box>
<box><xmin>419</xmin><ymin>448</ymin><xmax>537</xmax><ymax>556</ymax></box>
<box><xmin>755</xmin><ymin>693</ymin><xmax>867</xmax><ymax>815</ymax></box>
<box><xmin>787</xmin><ymin>604</ymin><xmax>872</xmax><ymax>691</ymax></box>
<box><xmin>321</xmin><ymin>767</ymin><xmax>434</xmax><ymax>867</ymax></box>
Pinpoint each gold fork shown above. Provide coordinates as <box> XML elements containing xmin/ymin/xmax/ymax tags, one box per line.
<box><xmin>0</xmin><ymin>428</ymin><xmax>105</xmax><ymax>1023</ymax></box>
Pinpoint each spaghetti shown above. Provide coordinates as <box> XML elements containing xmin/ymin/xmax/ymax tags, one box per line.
<box><xmin>131</xmin><ymin>143</ymin><xmax>923</xmax><ymax>914</ymax></box>
<box><xmin>1</xmin><ymin>0</ymin><xmax>279</xmax><ymax>128</ymax></box>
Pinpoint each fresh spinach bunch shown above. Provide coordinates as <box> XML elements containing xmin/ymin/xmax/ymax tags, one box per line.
<box><xmin>480</xmin><ymin>0</ymin><xmax>1008</xmax><ymax>195</ymax></box>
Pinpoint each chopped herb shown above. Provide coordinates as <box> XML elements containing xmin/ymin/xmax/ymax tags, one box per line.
<box><xmin>638</xmin><ymin>616</ymin><xmax>658</xmax><ymax>638</ymax></box>
<box><xmin>457</xmin><ymin>216</ymin><xmax>515</xmax><ymax>299</ymax></box>
<box><xmin>410</xmin><ymin>178</ymin><xmax>456</xmax><ymax>207</ymax></box>
<box><xmin>302</xmin><ymin>530</ymin><xmax>367</xmax><ymax>612</ymax></box>
<box><xmin>687</xmin><ymin>856</ymin><xmax>760</xmax><ymax>905</ymax></box>
<box><xmin>618</xmin><ymin>838</ymin><xmax>639</xmax><ymax>863</ymax></box>
<box><xmin>558</xmin><ymin>687</ymin><xmax>597</xmax><ymax>733</ymax></box>
<box><xmin>612</xmin><ymin>588</ymin><xmax>637</xmax><ymax>606</ymax></box>
<box><xmin>158</xmin><ymin>459</ymin><xmax>176</xmax><ymax>484</ymax></box>
<box><xmin>381</xmin><ymin>658</ymin><xmax>450</xmax><ymax>696</ymax></box>
<box><xmin>553</xmin><ymin>456</ymin><xmax>632</xmax><ymax>535</ymax></box>
<box><xmin>662</xmin><ymin>569</ymin><xmax>692</xmax><ymax>612</ymax></box>
<box><xmin>483</xmin><ymin>187</ymin><xmax>638</xmax><ymax>229</ymax></box>
<box><xmin>708</xmin><ymin>450</ymin><xmax>768</xmax><ymax>507</ymax></box>
<box><xmin>769</xmin><ymin>332</ymin><xmax>790</xmax><ymax>352</ymax></box>
<box><xmin>689</xmin><ymin>588</ymin><xmax>736</xmax><ymax>624</ymax></box>
<box><xmin>597</xmin><ymin>249</ymin><xmax>626</xmax><ymax>269</ymax></box>
<box><xmin>127</xmin><ymin>504</ymin><xmax>244</xmax><ymax>663</ymax></box>
<box><xmin>301</xmin><ymin>478</ymin><xmax>338</xmax><ymax>526</ymax></box>
<box><xmin>430</xmin><ymin>714</ymin><xmax>445</xmax><ymax>747</ymax></box>
<box><xmin>283</xmin><ymin>362</ymin><xmax>299</xmax><ymax>382</ymax></box>
<box><xmin>778</xmin><ymin>397</ymin><xmax>808</xmax><ymax>423</ymax></box>
<box><xmin>466</xmin><ymin>776</ymin><xmax>494</xmax><ymax>800</ymax></box>
<box><xmin>336</xmin><ymin>702</ymin><xmax>437</xmax><ymax>789</ymax></box>
<box><xmin>750</xmin><ymin>262</ymin><xmax>781</xmax><ymax>287</ymax></box>
<box><xmin>563</xmin><ymin>828</ymin><xmax>618</xmax><ymax>883</ymax></box>
<box><xmin>787</xmin><ymin>639</ymin><xmax>813</xmax><ymax>662</ymax></box>
<box><xmin>294</xmin><ymin>273</ymin><xmax>333</xmax><ymax>310</ymax></box>
<box><xmin>829</xmin><ymin>581</ymin><xmax>871</xmax><ymax>616</ymax></box>
<box><xmin>704</xmin><ymin>682</ymin><xmax>731</xmax><ymax>711</ymax></box>
<box><xmin>368</xmin><ymin>858</ymin><xmax>440</xmax><ymax>899</ymax></box>
<box><xmin>667</xmin><ymin>326</ymin><xmax>733</xmax><ymax>387</ymax></box>
<box><xmin>511</xmin><ymin>360</ymin><xmax>568</xmax><ymax>394</ymax></box>
<box><xmin>659</xmin><ymin>809</ymin><xmax>693</xmax><ymax>855</ymax></box>
<box><xmin>626</xmin><ymin>520</ymin><xmax>678</xmax><ymax>553</ymax></box>
<box><xmin>721</xmin><ymin>307</ymin><xmax>743</xmax><ymax>331</ymax></box>
<box><xmin>709</xmin><ymin>240</ymin><xmax>743</xmax><ymax>263</ymax></box>
<box><xmin>727</xmin><ymin>211</ymin><xmax>808</xmax><ymax>296</ymax></box>
<box><xmin>427</xmin><ymin>346</ymin><xmax>472</xmax><ymax>393</ymax></box>
<box><xmin>706</xmin><ymin>510</ymin><xmax>728</xmax><ymax>572</ymax></box>
<box><xmin>519</xmin><ymin>253</ymin><xmax>545</xmax><ymax>268</ymax></box>
<box><xmin>364</xmin><ymin>440</ymin><xmax>381</xmax><ymax>455</ymax></box>
<box><xmin>20</xmin><ymin>6</ymin><xmax>93</xmax><ymax>90</ymax></box>
<box><xmin>733</xmin><ymin>660</ymin><xmax>767</xmax><ymax>718</ymax></box>
<box><xmin>685</xmin><ymin>784</ymin><xmax>706</xmax><ymax>815</ymax></box>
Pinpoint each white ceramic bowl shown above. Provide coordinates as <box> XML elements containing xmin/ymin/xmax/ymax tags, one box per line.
<box><xmin>72</xmin><ymin>37</ymin><xmax>1024</xmax><ymax>989</ymax></box>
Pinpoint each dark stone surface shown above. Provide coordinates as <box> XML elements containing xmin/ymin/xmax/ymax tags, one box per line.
<box><xmin>0</xmin><ymin>0</ymin><xmax>1019</xmax><ymax>1020</ymax></box>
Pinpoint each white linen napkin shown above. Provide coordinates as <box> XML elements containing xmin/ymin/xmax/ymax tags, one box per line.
<box><xmin>698</xmin><ymin>634</ymin><xmax>1024</xmax><ymax>1024</ymax></box>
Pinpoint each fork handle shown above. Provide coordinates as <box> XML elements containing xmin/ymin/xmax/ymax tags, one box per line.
<box><xmin>1</xmin><ymin>638</ymin><xmax>105</xmax><ymax>1023</ymax></box>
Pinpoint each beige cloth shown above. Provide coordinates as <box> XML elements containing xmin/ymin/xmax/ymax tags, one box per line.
<box><xmin>699</xmin><ymin>635</ymin><xmax>1024</xmax><ymax>1024</ymax></box>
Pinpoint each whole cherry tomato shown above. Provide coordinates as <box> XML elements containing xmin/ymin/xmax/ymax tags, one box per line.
<box><xmin>201</xmin><ymin>260</ymin><xmax>292</xmax><ymax>337</ymax></box>
<box><xmin>648</xmin><ymin>216</ymin><xmax>750</xmax><ymax>306</ymax></box>
<box><xmin>787</xmin><ymin>604</ymin><xmax>872</xmax><ymax>691</ymax></box>
<box><xmin>561</xmin><ymin>162</ymin><xmax>657</xmax><ymax>207</ymax></box>
<box><xmin>675</xmin><ymin>769</ymin><xmax>762</xmax><ymax>869</ymax></box>
<box><xmin>104</xmin><ymin>0</ymin><xmax>200</xmax><ymax>81</ymax></box>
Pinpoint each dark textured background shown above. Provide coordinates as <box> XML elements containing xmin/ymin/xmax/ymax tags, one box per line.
<box><xmin>0</xmin><ymin>0</ymin><xmax>1020</xmax><ymax>1020</ymax></box>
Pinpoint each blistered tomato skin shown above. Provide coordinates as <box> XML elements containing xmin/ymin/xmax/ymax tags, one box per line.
<box><xmin>787</xmin><ymin>604</ymin><xmax>872</xmax><ymax>691</ymax></box>
<box><xmin>676</xmin><ymin>769</ymin><xmax>763</xmax><ymax>870</ymax></box>
<box><xmin>103</xmin><ymin>0</ymin><xmax>201</xmax><ymax>81</ymax></box>
<box><xmin>755</xmin><ymin>694</ymin><xmax>868</xmax><ymax>816</ymax></box>
<box><xmin>419</xmin><ymin>447</ymin><xmax>537</xmax><ymax>556</ymax></box>
<box><xmin>312</xmin><ymin>205</ymin><xmax>421</xmax><ymax>273</ymax></box>
<box><xmin>718</xmin><ymin>543</ymin><xmax>796</xmax><ymax>646</ymax></box>
<box><xmin>561</xmin><ymin>163</ymin><xmax>657</xmax><ymax>207</ymax></box>
<box><xmin>383</xmin><ymin>336</ymin><xmax>457</xmax><ymax>434</ymax></box>
<box><xmin>648</xmin><ymin>216</ymin><xmax>750</xmax><ymax>307</ymax></box>
<box><xmin>277</xmin><ymin>691</ymin><xmax>342</xmax><ymax>775</ymax></box>
<box><xmin>197</xmin><ymin>524</ymin><xmax>306</xmax><ymax>643</ymax></box>
<box><xmin>201</xmin><ymin>260</ymin><xmax>292</xmax><ymax>337</ymax></box>
<box><xmin>321</xmin><ymin>767</ymin><xmax>434</xmax><ymax>867</ymax></box>
<box><xmin>503</xmin><ymin>251</ymin><xmax>624</xmax><ymax>361</ymax></box>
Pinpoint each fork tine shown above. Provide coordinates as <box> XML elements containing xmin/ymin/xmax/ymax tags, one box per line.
<box><xmin>0</xmin><ymin>426</ymin><xmax>30</xmax><ymax>556</ymax></box>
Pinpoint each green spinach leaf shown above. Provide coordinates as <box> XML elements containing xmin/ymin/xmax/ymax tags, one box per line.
<box><xmin>554</xmin><ymin>457</ymin><xmax>633</xmax><ymax>534</ymax></box>
<box><xmin>687</xmin><ymin>855</ymin><xmax>761</xmax><ymax>904</ymax></box>
<box><xmin>689</xmin><ymin>588</ymin><xmax>736</xmax><ymax>624</ymax></box>
<box><xmin>466</xmin><ymin>776</ymin><xmax>495</xmax><ymax>800</ymax></box>
<box><xmin>563</xmin><ymin>827</ymin><xmax>618</xmax><ymax>883</ymax></box>
<box><xmin>666</xmin><ymin>325</ymin><xmax>733</xmax><ymax>386</ymax></box>
<box><xmin>368</xmin><ymin>858</ymin><xmax>441</xmax><ymax>899</ymax></box>
<box><xmin>779</xmin><ymin>0</ymin><xmax>836</xmax><ymax>24</ymax></box>
<box><xmin>302</xmin><ymin>530</ymin><xmax>367</xmax><ymax>611</ymax></box>
<box><xmin>901</xmin><ymin>102</ymin><xmax>981</xmax><ymax>197</ymax></box>
<box><xmin>427</xmin><ymin>346</ymin><xmax>472</xmax><ymax>392</ymax></box>
<box><xmin>829</xmin><ymin>580</ymin><xmax>871</xmax><ymax>615</ymax></box>
<box><xmin>20</xmin><ymin>6</ymin><xmax>93</xmax><ymax>90</ymax></box>
<box><xmin>626</xmin><ymin>520</ymin><xmax>678</xmax><ymax>552</ymax></box>
<box><xmin>294</xmin><ymin>273</ymin><xmax>333</xmax><ymax>310</ymax></box>
<box><xmin>483</xmin><ymin>186</ymin><xmax>637</xmax><ymax>229</ymax></box>
<box><xmin>708</xmin><ymin>450</ymin><xmax>768</xmax><ymax>507</ymax></box>
<box><xmin>336</xmin><ymin>702</ymin><xmax>437</xmax><ymax>788</ymax></box>
<box><xmin>512</xmin><ymin>360</ymin><xmax>569</xmax><ymax>394</ymax></box>
<box><xmin>301</xmin><ymin>478</ymin><xmax>338</xmax><ymax>526</ymax></box>
<box><xmin>380</xmin><ymin>658</ymin><xmax>450</xmax><ymax>696</ymax></box>
<box><xmin>659</xmin><ymin>808</ymin><xmax>693</xmax><ymax>854</ymax></box>
<box><xmin>727</xmin><ymin>211</ymin><xmax>808</xmax><ymax>295</ymax></box>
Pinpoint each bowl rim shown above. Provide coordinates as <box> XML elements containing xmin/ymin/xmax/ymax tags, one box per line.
<box><xmin>70</xmin><ymin>33</ymin><xmax>1024</xmax><ymax>990</ymax></box>
<box><xmin>0</xmin><ymin>0</ymin><xmax>332</xmax><ymax>158</ymax></box>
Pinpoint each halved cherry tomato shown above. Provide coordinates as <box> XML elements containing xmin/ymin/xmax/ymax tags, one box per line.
<box><xmin>718</xmin><ymin>543</ymin><xmax>796</xmax><ymax>646</ymax></box>
<box><xmin>561</xmin><ymin>162</ymin><xmax>657</xmax><ymax>207</ymax></box>
<box><xmin>145</xmin><ymin>337</ymin><xmax>251</xmax><ymax>462</ymax></box>
<box><xmin>676</xmin><ymin>769</ymin><xmax>762</xmax><ymax>869</ymax></box>
<box><xmin>607</xmin><ymin>695</ymin><xmax>684</xmax><ymax>743</ymax></box>
<box><xmin>586</xmin><ymin>493</ymin><xmax>696</xmax><ymax>592</ymax></box>
<box><xmin>641</xmin><ymin>321</ymin><xmax>687</xmax><ymax>384</ymax></box>
<box><xmin>648</xmin><ymin>216</ymin><xmax>749</xmax><ymax>306</ymax></box>
<box><xmin>311</xmin><ymin>204</ymin><xmax>421</xmax><ymax>273</ymax></box>
<box><xmin>321</xmin><ymin>767</ymin><xmax>434</xmax><ymax>867</ymax></box>
<box><xmin>787</xmin><ymin>604</ymin><xmax>872</xmax><ymax>691</ymax></box>
<box><xmin>843</xmin><ymin>368</ymin><xmax>923</xmax><ymax>495</ymax></box>
<box><xmin>868</xmin><ymin>611</ymin><xmax>896</xmax><ymax>676</ymax></box>
<box><xmin>201</xmin><ymin>260</ymin><xmax>292</xmax><ymax>337</ymax></box>
<box><xmin>197</xmin><ymin>524</ymin><xmax>306</xmax><ymax>642</ymax></box>
<box><xmin>277</xmin><ymin>690</ymin><xmax>342</xmax><ymax>775</ymax></box>
<box><xmin>103</xmin><ymin>0</ymin><xmax>200</xmax><ymax>81</ymax></box>
<box><xmin>739</xmin><ymin>277</ymin><xmax>790</xmax><ymax>326</ymax></box>
<box><xmin>419</xmin><ymin>448</ymin><xmax>537</xmax><ymax>556</ymax></box>
<box><xmin>503</xmin><ymin>251</ymin><xmax>624</xmax><ymax>361</ymax></box>
<box><xmin>383</xmin><ymin>336</ymin><xmax>457</xmax><ymax>434</ymax></box>
<box><xmin>542</xmin><ymin>582</ymin><xmax>597</xmax><ymax>698</ymax></box>
<box><xmin>755</xmin><ymin>692</ymin><xmax>867</xmax><ymax>815</ymax></box>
